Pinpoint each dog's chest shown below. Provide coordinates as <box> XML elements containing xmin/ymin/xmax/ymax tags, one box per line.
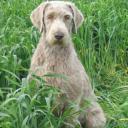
<box><xmin>44</xmin><ymin>45</ymin><xmax>73</xmax><ymax>74</ymax></box>
<box><xmin>37</xmin><ymin>45</ymin><xmax>87</xmax><ymax>99</ymax></box>
<box><xmin>45</xmin><ymin>52</ymin><xmax>71</xmax><ymax>74</ymax></box>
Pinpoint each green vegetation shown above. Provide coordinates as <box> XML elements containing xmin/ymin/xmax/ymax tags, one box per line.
<box><xmin>0</xmin><ymin>0</ymin><xmax>128</xmax><ymax>127</ymax></box>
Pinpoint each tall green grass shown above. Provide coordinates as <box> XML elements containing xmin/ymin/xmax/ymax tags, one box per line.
<box><xmin>0</xmin><ymin>0</ymin><xmax>128</xmax><ymax>127</ymax></box>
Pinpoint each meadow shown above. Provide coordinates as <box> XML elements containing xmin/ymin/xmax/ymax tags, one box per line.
<box><xmin>0</xmin><ymin>0</ymin><xmax>128</xmax><ymax>128</ymax></box>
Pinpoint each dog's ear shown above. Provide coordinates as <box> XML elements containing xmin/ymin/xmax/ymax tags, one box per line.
<box><xmin>67</xmin><ymin>3</ymin><xmax>84</xmax><ymax>33</ymax></box>
<box><xmin>30</xmin><ymin>2</ymin><xmax>49</xmax><ymax>32</ymax></box>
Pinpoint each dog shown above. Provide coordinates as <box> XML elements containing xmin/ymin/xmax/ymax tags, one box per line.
<box><xmin>28</xmin><ymin>1</ymin><xmax>106</xmax><ymax>128</ymax></box>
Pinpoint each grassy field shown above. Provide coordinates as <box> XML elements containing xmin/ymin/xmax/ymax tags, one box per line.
<box><xmin>0</xmin><ymin>0</ymin><xmax>128</xmax><ymax>128</ymax></box>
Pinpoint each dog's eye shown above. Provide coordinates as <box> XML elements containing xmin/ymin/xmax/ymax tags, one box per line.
<box><xmin>47</xmin><ymin>14</ymin><xmax>54</xmax><ymax>20</ymax></box>
<box><xmin>64</xmin><ymin>15</ymin><xmax>70</xmax><ymax>20</ymax></box>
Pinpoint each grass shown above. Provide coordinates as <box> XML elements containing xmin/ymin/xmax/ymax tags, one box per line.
<box><xmin>0</xmin><ymin>0</ymin><xmax>128</xmax><ymax>127</ymax></box>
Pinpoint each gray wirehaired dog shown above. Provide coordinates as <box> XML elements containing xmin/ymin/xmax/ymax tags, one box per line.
<box><xmin>28</xmin><ymin>1</ymin><xmax>106</xmax><ymax>128</ymax></box>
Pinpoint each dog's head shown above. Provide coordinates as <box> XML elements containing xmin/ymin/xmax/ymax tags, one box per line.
<box><xmin>30</xmin><ymin>1</ymin><xmax>84</xmax><ymax>45</ymax></box>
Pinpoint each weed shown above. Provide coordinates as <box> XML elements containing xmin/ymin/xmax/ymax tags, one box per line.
<box><xmin>0</xmin><ymin>0</ymin><xmax>128</xmax><ymax>127</ymax></box>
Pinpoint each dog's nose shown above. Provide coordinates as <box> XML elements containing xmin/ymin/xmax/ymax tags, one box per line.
<box><xmin>55</xmin><ymin>32</ymin><xmax>64</xmax><ymax>40</ymax></box>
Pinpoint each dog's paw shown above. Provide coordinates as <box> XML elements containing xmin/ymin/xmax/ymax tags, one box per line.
<box><xmin>86</xmin><ymin>108</ymin><xmax>106</xmax><ymax>128</ymax></box>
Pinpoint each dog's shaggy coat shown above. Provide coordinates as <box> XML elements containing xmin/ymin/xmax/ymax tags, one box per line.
<box><xmin>28</xmin><ymin>1</ymin><xmax>106</xmax><ymax>128</ymax></box>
